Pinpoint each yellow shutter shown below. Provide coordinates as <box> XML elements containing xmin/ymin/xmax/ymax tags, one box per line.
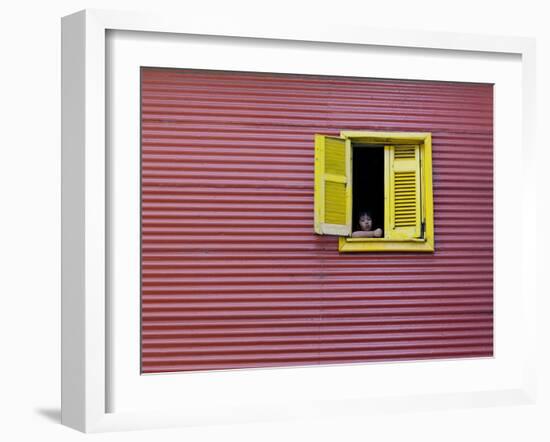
<box><xmin>314</xmin><ymin>135</ymin><xmax>352</xmax><ymax>236</ymax></box>
<box><xmin>387</xmin><ymin>145</ymin><xmax>422</xmax><ymax>240</ymax></box>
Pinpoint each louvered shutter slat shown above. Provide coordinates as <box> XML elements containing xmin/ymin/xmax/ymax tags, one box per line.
<box><xmin>314</xmin><ymin>135</ymin><xmax>351</xmax><ymax>236</ymax></box>
<box><xmin>388</xmin><ymin>145</ymin><xmax>422</xmax><ymax>239</ymax></box>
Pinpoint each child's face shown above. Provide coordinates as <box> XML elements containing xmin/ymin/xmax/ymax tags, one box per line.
<box><xmin>359</xmin><ymin>214</ymin><xmax>373</xmax><ymax>231</ymax></box>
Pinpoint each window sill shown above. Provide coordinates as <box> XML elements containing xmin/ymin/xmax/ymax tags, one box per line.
<box><xmin>338</xmin><ymin>237</ymin><xmax>435</xmax><ymax>252</ymax></box>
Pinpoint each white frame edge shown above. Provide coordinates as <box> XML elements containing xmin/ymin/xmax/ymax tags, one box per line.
<box><xmin>61</xmin><ymin>9</ymin><xmax>537</xmax><ymax>433</ymax></box>
<box><xmin>62</xmin><ymin>10</ymin><xmax>106</xmax><ymax>432</ymax></box>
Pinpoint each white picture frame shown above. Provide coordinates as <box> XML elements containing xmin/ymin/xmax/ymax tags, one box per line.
<box><xmin>61</xmin><ymin>9</ymin><xmax>537</xmax><ymax>433</ymax></box>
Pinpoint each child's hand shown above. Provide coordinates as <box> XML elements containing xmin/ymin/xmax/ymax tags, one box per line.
<box><xmin>374</xmin><ymin>228</ymin><xmax>383</xmax><ymax>238</ymax></box>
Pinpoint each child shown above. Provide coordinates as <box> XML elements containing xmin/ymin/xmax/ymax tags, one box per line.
<box><xmin>351</xmin><ymin>211</ymin><xmax>383</xmax><ymax>238</ymax></box>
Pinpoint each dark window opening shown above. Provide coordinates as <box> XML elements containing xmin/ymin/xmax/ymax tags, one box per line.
<box><xmin>352</xmin><ymin>145</ymin><xmax>385</xmax><ymax>236</ymax></box>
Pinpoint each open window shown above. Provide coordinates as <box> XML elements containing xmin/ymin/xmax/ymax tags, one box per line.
<box><xmin>314</xmin><ymin>131</ymin><xmax>434</xmax><ymax>252</ymax></box>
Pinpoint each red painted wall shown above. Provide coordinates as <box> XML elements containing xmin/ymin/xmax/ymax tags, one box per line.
<box><xmin>141</xmin><ymin>68</ymin><xmax>493</xmax><ymax>373</ymax></box>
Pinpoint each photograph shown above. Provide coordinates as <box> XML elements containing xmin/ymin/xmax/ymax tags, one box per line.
<box><xmin>140</xmin><ymin>68</ymin><xmax>492</xmax><ymax>374</ymax></box>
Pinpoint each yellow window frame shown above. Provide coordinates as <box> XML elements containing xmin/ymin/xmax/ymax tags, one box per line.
<box><xmin>336</xmin><ymin>131</ymin><xmax>434</xmax><ymax>252</ymax></box>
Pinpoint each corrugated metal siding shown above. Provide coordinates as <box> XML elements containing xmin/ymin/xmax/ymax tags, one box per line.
<box><xmin>141</xmin><ymin>68</ymin><xmax>493</xmax><ymax>373</ymax></box>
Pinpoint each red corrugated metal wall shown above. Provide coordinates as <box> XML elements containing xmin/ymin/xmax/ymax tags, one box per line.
<box><xmin>141</xmin><ymin>68</ymin><xmax>493</xmax><ymax>374</ymax></box>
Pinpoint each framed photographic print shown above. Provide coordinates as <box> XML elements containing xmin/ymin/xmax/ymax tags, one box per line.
<box><xmin>61</xmin><ymin>9</ymin><xmax>537</xmax><ymax>433</ymax></box>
